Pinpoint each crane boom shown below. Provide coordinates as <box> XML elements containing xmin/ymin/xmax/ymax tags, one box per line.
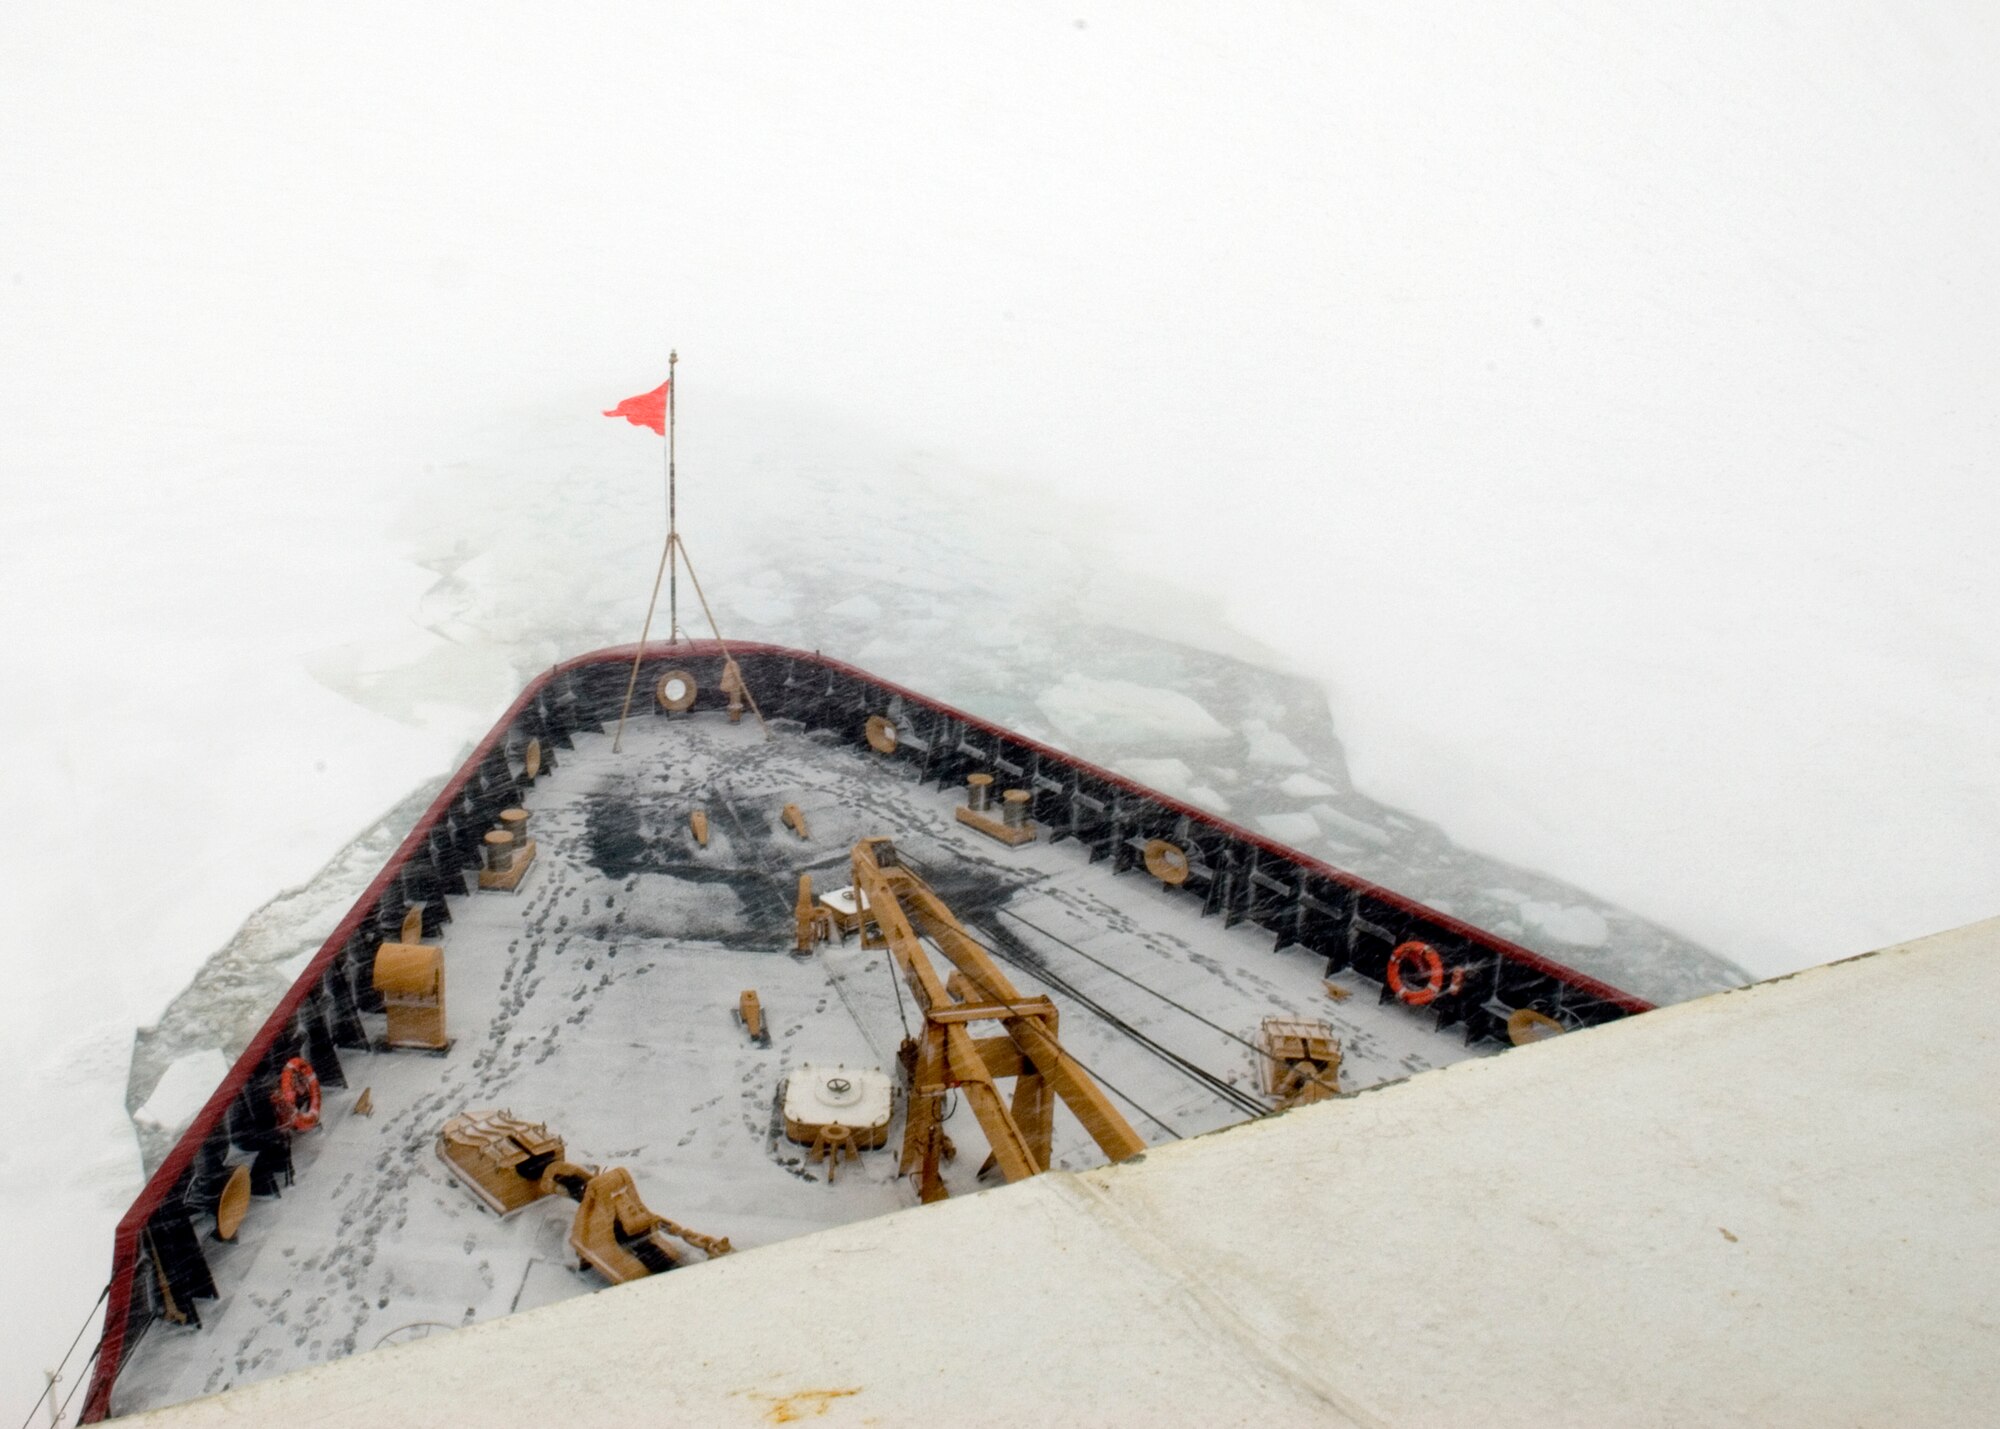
<box><xmin>850</xmin><ymin>837</ymin><xmax>1146</xmax><ymax>1202</ymax></box>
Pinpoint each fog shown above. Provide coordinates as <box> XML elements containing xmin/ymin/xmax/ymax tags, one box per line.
<box><xmin>3</xmin><ymin>3</ymin><xmax>1994</xmax><ymax>1415</ymax></box>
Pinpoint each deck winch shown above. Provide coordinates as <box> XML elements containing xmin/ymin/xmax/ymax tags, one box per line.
<box><xmin>437</xmin><ymin>1110</ymin><xmax>732</xmax><ymax>1284</ymax></box>
<box><xmin>1258</xmin><ymin>1016</ymin><xmax>1343</xmax><ymax>1106</ymax></box>
<box><xmin>372</xmin><ymin>942</ymin><xmax>447</xmax><ymax>1051</ymax></box>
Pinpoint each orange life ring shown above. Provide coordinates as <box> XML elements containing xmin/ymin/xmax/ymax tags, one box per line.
<box><xmin>276</xmin><ymin>1056</ymin><xmax>322</xmax><ymax>1132</ymax></box>
<box><xmin>1386</xmin><ymin>940</ymin><xmax>1464</xmax><ymax>1007</ymax></box>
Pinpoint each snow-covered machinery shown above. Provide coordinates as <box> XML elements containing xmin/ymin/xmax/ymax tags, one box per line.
<box><xmin>1258</xmin><ymin>1016</ymin><xmax>1343</xmax><ymax>1106</ymax></box>
<box><xmin>437</xmin><ymin>1110</ymin><xmax>732</xmax><ymax>1284</ymax></box>
<box><xmin>783</xmin><ymin>1063</ymin><xmax>894</xmax><ymax>1182</ymax></box>
<box><xmin>372</xmin><ymin>942</ymin><xmax>447</xmax><ymax>1051</ymax></box>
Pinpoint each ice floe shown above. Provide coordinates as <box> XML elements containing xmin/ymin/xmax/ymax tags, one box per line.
<box><xmin>1037</xmin><ymin>674</ymin><xmax>1231</xmax><ymax>745</ymax></box>
<box><xmin>1519</xmin><ymin>901</ymin><xmax>1612</xmax><ymax>948</ymax></box>
<box><xmin>133</xmin><ymin>1049</ymin><xmax>230</xmax><ymax>1141</ymax></box>
<box><xmin>1313</xmin><ymin>805</ymin><xmax>1393</xmax><ymax>847</ymax></box>
<box><xmin>1279</xmin><ymin>772</ymin><xmax>1338</xmax><ymax>798</ymax></box>
<box><xmin>1241</xmin><ymin>719</ymin><xmax>1311</xmax><ymax>767</ymax></box>
<box><xmin>1111</xmin><ymin>757</ymin><xmax>1232</xmax><ymax>814</ymax></box>
<box><xmin>1256</xmin><ymin>812</ymin><xmax>1320</xmax><ymax>845</ymax></box>
<box><xmin>824</xmin><ymin>593</ymin><xmax>884</xmax><ymax>622</ymax></box>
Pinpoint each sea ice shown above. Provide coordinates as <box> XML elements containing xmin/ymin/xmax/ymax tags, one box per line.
<box><xmin>1241</xmin><ymin>720</ymin><xmax>1310</xmax><ymax>768</ymax></box>
<box><xmin>1279</xmin><ymin>773</ymin><xmax>1338</xmax><ymax>798</ymax></box>
<box><xmin>133</xmin><ymin>1049</ymin><xmax>230</xmax><ymax>1141</ymax></box>
<box><xmin>6</xmin><ymin>3</ymin><xmax>1989</xmax><ymax>1409</ymax></box>
<box><xmin>1111</xmin><ymin>757</ymin><xmax>1233</xmax><ymax>815</ymax></box>
<box><xmin>1037</xmin><ymin>675</ymin><xmax>1231</xmax><ymax>746</ymax></box>
<box><xmin>1114</xmin><ymin>756</ymin><xmax>1194</xmax><ymax>792</ymax></box>
<box><xmin>1519</xmin><ymin>901</ymin><xmax>1612</xmax><ymax>948</ymax></box>
<box><xmin>721</xmin><ymin>585</ymin><xmax>795</xmax><ymax>628</ymax></box>
<box><xmin>275</xmin><ymin>948</ymin><xmax>317</xmax><ymax>982</ymax></box>
<box><xmin>1313</xmin><ymin>806</ymin><xmax>1393</xmax><ymax>847</ymax></box>
<box><xmin>1256</xmin><ymin>812</ymin><xmax>1321</xmax><ymax>846</ymax></box>
<box><xmin>824</xmin><ymin>594</ymin><xmax>883</xmax><ymax>622</ymax></box>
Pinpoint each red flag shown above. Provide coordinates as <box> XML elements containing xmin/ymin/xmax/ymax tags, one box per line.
<box><xmin>603</xmin><ymin>380</ymin><xmax>670</xmax><ymax>435</ymax></box>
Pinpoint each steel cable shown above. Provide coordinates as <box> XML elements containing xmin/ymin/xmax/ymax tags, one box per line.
<box><xmin>17</xmin><ymin>1282</ymin><xmax>107</xmax><ymax>1429</ymax></box>
<box><xmin>971</xmin><ymin>924</ymin><xmax>1270</xmax><ymax>1121</ymax></box>
<box><xmin>892</xmin><ymin>851</ymin><xmax>1268</xmax><ymax>1122</ymax></box>
<box><xmin>995</xmin><ymin>905</ymin><xmax>1284</xmax><ymax>1065</ymax></box>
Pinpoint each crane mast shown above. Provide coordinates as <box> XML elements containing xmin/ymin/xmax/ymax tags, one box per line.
<box><xmin>849</xmin><ymin>837</ymin><xmax>1147</xmax><ymax>1203</ymax></box>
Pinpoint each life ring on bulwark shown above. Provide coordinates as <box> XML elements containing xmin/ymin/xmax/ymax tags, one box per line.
<box><xmin>1386</xmin><ymin>940</ymin><xmax>1464</xmax><ymax>1008</ymax></box>
<box><xmin>275</xmin><ymin>1057</ymin><xmax>322</xmax><ymax>1133</ymax></box>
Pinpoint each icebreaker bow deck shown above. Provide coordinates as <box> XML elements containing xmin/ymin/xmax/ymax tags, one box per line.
<box><xmin>85</xmin><ymin>640</ymin><xmax>1650</xmax><ymax>1420</ymax></box>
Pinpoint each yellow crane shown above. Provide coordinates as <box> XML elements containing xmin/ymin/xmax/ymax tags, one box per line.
<box><xmin>849</xmin><ymin>837</ymin><xmax>1147</xmax><ymax>1203</ymax></box>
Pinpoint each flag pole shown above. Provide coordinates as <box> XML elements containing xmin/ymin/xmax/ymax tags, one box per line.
<box><xmin>611</xmin><ymin>354</ymin><xmax>678</xmax><ymax>752</ymax></box>
<box><xmin>667</xmin><ymin>349</ymin><xmax>679</xmax><ymax>642</ymax></box>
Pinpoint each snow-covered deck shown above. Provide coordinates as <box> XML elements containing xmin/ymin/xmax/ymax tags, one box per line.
<box><xmin>121</xmin><ymin>917</ymin><xmax>2000</xmax><ymax>1428</ymax></box>
<box><xmin>111</xmin><ymin>709</ymin><xmax>1482</xmax><ymax>1415</ymax></box>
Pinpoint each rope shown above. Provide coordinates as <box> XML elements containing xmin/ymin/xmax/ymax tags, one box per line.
<box><xmin>18</xmin><ymin>1283</ymin><xmax>106</xmax><ymax>1429</ymax></box>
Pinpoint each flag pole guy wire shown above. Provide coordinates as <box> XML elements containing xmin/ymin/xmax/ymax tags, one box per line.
<box><xmin>673</xmin><ymin>533</ymin><xmax>770</xmax><ymax>739</ymax></box>
<box><xmin>612</xmin><ymin>528</ymin><xmax>673</xmax><ymax>754</ymax></box>
<box><xmin>609</xmin><ymin>352</ymin><xmax>677</xmax><ymax>754</ymax></box>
